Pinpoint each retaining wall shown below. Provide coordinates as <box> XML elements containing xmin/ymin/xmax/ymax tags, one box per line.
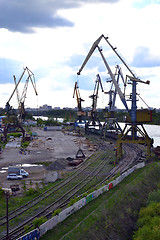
<box><xmin>20</xmin><ymin>162</ymin><xmax>145</xmax><ymax>239</ymax></box>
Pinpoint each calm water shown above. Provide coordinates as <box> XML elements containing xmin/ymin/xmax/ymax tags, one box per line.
<box><xmin>33</xmin><ymin>116</ymin><xmax>63</xmax><ymax>122</ymax></box>
<box><xmin>144</xmin><ymin>125</ymin><xmax>160</xmax><ymax>147</ymax></box>
<box><xmin>119</xmin><ymin>123</ymin><xmax>160</xmax><ymax>147</ymax></box>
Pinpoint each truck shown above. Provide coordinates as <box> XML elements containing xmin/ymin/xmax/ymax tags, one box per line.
<box><xmin>8</xmin><ymin>166</ymin><xmax>29</xmax><ymax>178</ymax></box>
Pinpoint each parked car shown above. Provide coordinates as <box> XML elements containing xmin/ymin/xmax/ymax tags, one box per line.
<box><xmin>7</xmin><ymin>173</ymin><xmax>23</xmax><ymax>180</ymax></box>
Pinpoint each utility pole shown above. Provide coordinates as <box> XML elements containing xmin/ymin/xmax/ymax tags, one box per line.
<box><xmin>6</xmin><ymin>193</ymin><xmax>9</xmax><ymax>240</ymax></box>
<box><xmin>2</xmin><ymin>188</ymin><xmax>12</xmax><ymax>240</ymax></box>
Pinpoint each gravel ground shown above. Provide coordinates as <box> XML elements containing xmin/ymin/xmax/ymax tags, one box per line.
<box><xmin>0</xmin><ymin>127</ymin><xmax>94</xmax><ymax>192</ymax></box>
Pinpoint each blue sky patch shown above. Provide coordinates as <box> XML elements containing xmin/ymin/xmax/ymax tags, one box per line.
<box><xmin>0</xmin><ymin>58</ymin><xmax>23</xmax><ymax>84</ymax></box>
<box><xmin>132</xmin><ymin>0</ymin><xmax>160</xmax><ymax>9</ymax></box>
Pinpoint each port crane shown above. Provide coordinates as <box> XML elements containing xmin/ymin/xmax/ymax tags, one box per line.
<box><xmin>77</xmin><ymin>34</ymin><xmax>153</xmax><ymax>159</ymax></box>
<box><xmin>4</xmin><ymin>67</ymin><xmax>38</xmax><ymax>142</ymax></box>
<box><xmin>73</xmin><ymin>81</ymin><xmax>85</xmax><ymax>125</ymax></box>
<box><xmin>6</xmin><ymin>67</ymin><xmax>38</xmax><ymax>123</ymax></box>
<box><xmin>85</xmin><ymin>74</ymin><xmax>104</xmax><ymax>133</ymax></box>
<box><xmin>102</xmin><ymin>65</ymin><xmax>125</xmax><ymax>138</ymax></box>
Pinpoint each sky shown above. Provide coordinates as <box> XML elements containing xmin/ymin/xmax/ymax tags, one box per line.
<box><xmin>0</xmin><ymin>0</ymin><xmax>160</xmax><ymax>110</ymax></box>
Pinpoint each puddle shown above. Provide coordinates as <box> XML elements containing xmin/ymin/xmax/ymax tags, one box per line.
<box><xmin>0</xmin><ymin>167</ymin><xmax>7</xmax><ymax>173</ymax></box>
<box><xmin>16</xmin><ymin>163</ymin><xmax>43</xmax><ymax>167</ymax></box>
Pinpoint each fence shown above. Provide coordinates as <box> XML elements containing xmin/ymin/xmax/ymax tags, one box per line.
<box><xmin>19</xmin><ymin>162</ymin><xmax>145</xmax><ymax>238</ymax></box>
<box><xmin>39</xmin><ymin>162</ymin><xmax>145</xmax><ymax>237</ymax></box>
<box><xmin>17</xmin><ymin>228</ymin><xmax>40</xmax><ymax>240</ymax></box>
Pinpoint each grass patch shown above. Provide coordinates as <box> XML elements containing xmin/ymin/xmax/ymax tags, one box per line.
<box><xmin>0</xmin><ymin>181</ymin><xmax>61</xmax><ymax>219</ymax></box>
<box><xmin>21</xmin><ymin>141</ymin><xmax>30</xmax><ymax>148</ymax></box>
<box><xmin>41</xmin><ymin>162</ymin><xmax>160</xmax><ymax>240</ymax></box>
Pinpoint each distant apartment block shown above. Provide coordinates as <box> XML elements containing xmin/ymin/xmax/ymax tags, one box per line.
<box><xmin>39</xmin><ymin>105</ymin><xmax>52</xmax><ymax>111</ymax></box>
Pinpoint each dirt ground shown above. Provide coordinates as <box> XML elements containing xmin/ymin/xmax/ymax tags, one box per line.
<box><xmin>0</xmin><ymin>127</ymin><xmax>96</xmax><ymax>193</ymax></box>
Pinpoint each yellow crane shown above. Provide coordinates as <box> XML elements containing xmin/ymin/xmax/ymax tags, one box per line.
<box><xmin>73</xmin><ymin>81</ymin><xmax>85</xmax><ymax>125</ymax></box>
<box><xmin>85</xmin><ymin>74</ymin><xmax>104</xmax><ymax>133</ymax></box>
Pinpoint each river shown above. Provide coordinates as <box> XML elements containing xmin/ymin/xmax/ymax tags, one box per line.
<box><xmin>119</xmin><ymin>123</ymin><xmax>160</xmax><ymax>147</ymax></box>
<box><xmin>33</xmin><ymin>116</ymin><xmax>63</xmax><ymax>122</ymax></box>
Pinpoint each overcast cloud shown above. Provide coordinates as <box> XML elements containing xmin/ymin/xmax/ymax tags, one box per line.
<box><xmin>0</xmin><ymin>0</ymin><xmax>160</xmax><ymax>109</ymax></box>
<box><xmin>132</xmin><ymin>47</ymin><xmax>160</xmax><ymax>68</ymax></box>
<box><xmin>0</xmin><ymin>0</ymin><xmax>119</xmax><ymax>33</ymax></box>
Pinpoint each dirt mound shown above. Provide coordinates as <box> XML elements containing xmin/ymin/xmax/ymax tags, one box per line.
<box><xmin>46</xmin><ymin>159</ymin><xmax>68</xmax><ymax>171</ymax></box>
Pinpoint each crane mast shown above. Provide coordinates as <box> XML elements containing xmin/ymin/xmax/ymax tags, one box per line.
<box><xmin>102</xmin><ymin>65</ymin><xmax>125</xmax><ymax>138</ymax></box>
<box><xmin>85</xmin><ymin>74</ymin><xmax>104</xmax><ymax>133</ymax></box>
<box><xmin>90</xmin><ymin>74</ymin><xmax>104</xmax><ymax>113</ymax></box>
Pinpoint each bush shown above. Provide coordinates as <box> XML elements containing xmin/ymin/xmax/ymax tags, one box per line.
<box><xmin>33</xmin><ymin>216</ymin><xmax>47</xmax><ymax>228</ymax></box>
<box><xmin>26</xmin><ymin>188</ymin><xmax>36</xmax><ymax>196</ymax></box>
<box><xmin>8</xmin><ymin>133</ymin><xmax>22</xmax><ymax>138</ymax></box>
<box><xmin>21</xmin><ymin>141</ymin><xmax>30</xmax><ymax>148</ymax></box>
<box><xmin>147</xmin><ymin>189</ymin><xmax>160</xmax><ymax>205</ymax></box>
<box><xmin>0</xmin><ymin>187</ymin><xmax>4</xmax><ymax>197</ymax></box>
<box><xmin>68</xmin><ymin>196</ymin><xmax>81</xmax><ymax>207</ymax></box>
<box><xmin>24</xmin><ymin>224</ymin><xmax>32</xmax><ymax>233</ymax></box>
<box><xmin>133</xmin><ymin>203</ymin><xmax>160</xmax><ymax>240</ymax></box>
<box><xmin>52</xmin><ymin>208</ymin><xmax>62</xmax><ymax>217</ymax></box>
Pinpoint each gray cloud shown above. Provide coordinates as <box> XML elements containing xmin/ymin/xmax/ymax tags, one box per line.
<box><xmin>132</xmin><ymin>47</ymin><xmax>160</xmax><ymax>68</ymax></box>
<box><xmin>0</xmin><ymin>0</ymin><xmax>119</xmax><ymax>33</ymax></box>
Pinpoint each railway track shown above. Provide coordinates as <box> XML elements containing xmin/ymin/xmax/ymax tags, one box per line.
<box><xmin>0</xmin><ymin>142</ymin><xmax>145</xmax><ymax>240</ymax></box>
<box><xmin>97</xmin><ymin>143</ymin><xmax>144</xmax><ymax>187</ymax></box>
<box><xmin>0</xmin><ymin>147</ymin><xmax>114</xmax><ymax>239</ymax></box>
<box><xmin>0</xmin><ymin>150</ymin><xmax>106</xmax><ymax>225</ymax></box>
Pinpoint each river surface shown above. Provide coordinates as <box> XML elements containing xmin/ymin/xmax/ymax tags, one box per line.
<box><xmin>33</xmin><ymin>116</ymin><xmax>63</xmax><ymax>122</ymax></box>
<box><xmin>119</xmin><ymin>123</ymin><xmax>160</xmax><ymax>147</ymax></box>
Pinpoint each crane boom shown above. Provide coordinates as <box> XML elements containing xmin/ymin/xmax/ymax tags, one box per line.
<box><xmin>96</xmin><ymin>74</ymin><xmax>104</xmax><ymax>93</ymax></box>
<box><xmin>13</xmin><ymin>75</ymin><xmax>20</xmax><ymax>105</ymax></box>
<box><xmin>7</xmin><ymin>69</ymin><xmax>26</xmax><ymax>104</ymax></box>
<box><xmin>77</xmin><ymin>34</ymin><xmax>104</xmax><ymax>75</ymax></box>
<box><xmin>26</xmin><ymin>67</ymin><xmax>38</xmax><ymax>96</ymax></box>
<box><xmin>77</xmin><ymin>35</ymin><xmax>129</xmax><ymax>111</ymax></box>
<box><xmin>103</xmin><ymin>36</ymin><xmax>136</xmax><ymax>78</ymax></box>
<box><xmin>97</xmin><ymin>46</ymin><xmax>129</xmax><ymax>111</ymax></box>
<box><xmin>7</xmin><ymin>67</ymin><xmax>37</xmax><ymax>105</ymax></box>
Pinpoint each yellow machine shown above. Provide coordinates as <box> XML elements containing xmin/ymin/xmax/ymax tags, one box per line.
<box><xmin>73</xmin><ymin>81</ymin><xmax>85</xmax><ymax>124</ymax></box>
<box><xmin>126</xmin><ymin>109</ymin><xmax>152</xmax><ymax>123</ymax></box>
